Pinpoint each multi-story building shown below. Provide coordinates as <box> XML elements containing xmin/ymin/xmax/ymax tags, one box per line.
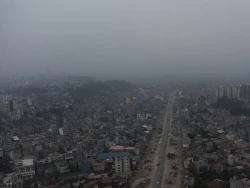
<box><xmin>245</xmin><ymin>84</ymin><xmax>250</xmax><ymax>100</ymax></box>
<box><xmin>0</xmin><ymin>101</ymin><xmax>10</xmax><ymax>115</ymax></box>
<box><xmin>1</xmin><ymin>173</ymin><xmax>23</xmax><ymax>188</ymax></box>
<box><xmin>240</xmin><ymin>84</ymin><xmax>248</xmax><ymax>100</ymax></box>
<box><xmin>216</xmin><ymin>86</ymin><xmax>225</xmax><ymax>99</ymax></box>
<box><xmin>15</xmin><ymin>159</ymin><xmax>35</xmax><ymax>180</ymax></box>
<box><xmin>114</xmin><ymin>152</ymin><xmax>132</xmax><ymax>177</ymax></box>
<box><xmin>226</xmin><ymin>86</ymin><xmax>233</xmax><ymax>99</ymax></box>
<box><xmin>230</xmin><ymin>178</ymin><xmax>250</xmax><ymax>188</ymax></box>
<box><xmin>92</xmin><ymin>161</ymin><xmax>105</xmax><ymax>172</ymax></box>
<box><xmin>232</xmin><ymin>85</ymin><xmax>241</xmax><ymax>99</ymax></box>
<box><xmin>9</xmin><ymin>99</ymin><xmax>24</xmax><ymax>120</ymax></box>
<box><xmin>216</xmin><ymin>85</ymin><xmax>248</xmax><ymax>100</ymax></box>
<box><xmin>27</xmin><ymin>96</ymin><xmax>33</xmax><ymax>106</ymax></box>
<box><xmin>59</xmin><ymin>128</ymin><xmax>65</xmax><ymax>136</ymax></box>
<box><xmin>0</xmin><ymin>94</ymin><xmax>12</xmax><ymax>102</ymax></box>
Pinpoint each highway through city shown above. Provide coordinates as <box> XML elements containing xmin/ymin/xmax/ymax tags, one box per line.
<box><xmin>149</xmin><ymin>93</ymin><xmax>175</xmax><ymax>188</ymax></box>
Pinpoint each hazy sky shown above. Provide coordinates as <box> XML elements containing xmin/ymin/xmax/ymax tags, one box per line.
<box><xmin>1</xmin><ymin>0</ymin><xmax>250</xmax><ymax>79</ymax></box>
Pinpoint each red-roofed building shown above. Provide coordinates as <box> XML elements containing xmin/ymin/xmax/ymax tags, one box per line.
<box><xmin>109</xmin><ymin>146</ymin><xmax>135</xmax><ymax>153</ymax></box>
<box><xmin>109</xmin><ymin>145</ymin><xmax>124</xmax><ymax>152</ymax></box>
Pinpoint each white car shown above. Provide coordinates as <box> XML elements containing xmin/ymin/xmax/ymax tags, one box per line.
<box><xmin>157</xmin><ymin>182</ymin><xmax>159</xmax><ymax>184</ymax></box>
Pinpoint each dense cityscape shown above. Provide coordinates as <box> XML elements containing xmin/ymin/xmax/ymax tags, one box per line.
<box><xmin>2</xmin><ymin>1</ymin><xmax>250</xmax><ymax>188</ymax></box>
<box><xmin>0</xmin><ymin>75</ymin><xmax>250</xmax><ymax>188</ymax></box>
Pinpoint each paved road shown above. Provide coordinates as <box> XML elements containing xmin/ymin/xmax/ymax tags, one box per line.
<box><xmin>149</xmin><ymin>93</ymin><xmax>175</xmax><ymax>188</ymax></box>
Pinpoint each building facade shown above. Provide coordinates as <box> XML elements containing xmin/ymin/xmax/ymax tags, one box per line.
<box><xmin>114</xmin><ymin>155</ymin><xmax>131</xmax><ymax>176</ymax></box>
<box><xmin>15</xmin><ymin>159</ymin><xmax>35</xmax><ymax>180</ymax></box>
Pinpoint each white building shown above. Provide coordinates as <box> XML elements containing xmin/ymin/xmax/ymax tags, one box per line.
<box><xmin>184</xmin><ymin>108</ymin><xmax>189</xmax><ymax>118</ymax></box>
<box><xmin>227</xmin><ymin>155</ymin><xmax>235</xmax><ymax>166</ymax></box>
<box><xmin>226</xmin><ymin>86</ymin><xmax>233</xmax><ymax>99</ymax></box>
<box><xmin>59</xmin><ymin>128</ymin><xmax>64</xmax><ymax>136</ymax></box>
<box><xmin>0</xmin><ymin>94</ymin><xmax>12</xmax><ymax>102</ymax></box>
<box><xmin>15</xmin><ymin>159</ymin><xmax>35</xmax><ymax>180</ymax></box>
<box><xmin>232</xmin><ymin>85</ymin><xmax>241</xmax><ymax>99</ymax></box>
<box><xmin>0</xmin><ymin>101</ymin><xmax>10</xmax><ymax>114</ymax></box>
<box><xmin>216</xmin><ymin>86</ymin><xmax>225</xmax><ymax>99</ymax></box>
<box><xmin>154</xmin><ymin>94</ymin><xmax>164</xmax><ymax>101</ymax></box>
<box><xmin>27</xmin><ymin>96</ymin><xmax>33</xmax><ymax>106</ymax></box>
<box><xmin>216</xmin><ymin>85</ymin><xmax>241</xmax><ymax>100</ymax></box>
<box><xmin>12</xmin><ymin>136</ymin><xmax>20</xmax><ymax>142</ymax></box>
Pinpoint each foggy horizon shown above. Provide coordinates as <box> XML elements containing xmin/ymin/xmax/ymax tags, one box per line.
<box><xmin>1</xmin><ymin>0</ymin><xmax>250</xmax><ymax>81</ymax></box>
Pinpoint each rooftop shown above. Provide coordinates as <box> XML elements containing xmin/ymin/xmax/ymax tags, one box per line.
<box><xmin>12</xmin><ymin>136</ymin><xmax>19</xmax><ymax>141</ymax></box>
<box><xmin>22</xmin><ymin>159</ymin><xmax>34</xmax><ymax>166</ymax></box>
<box><xmin>110</xmin><ymin>145</ymin><xmax>124</xmax><ymax>150</ymax></box>
<box><xmin>96</xmin><ymin>152</ymin><xmax>133</xmax><ymax>160</ymax></box>
<box><xmin>200</xmin><ymin>162</ymin><xmax>208</xmax><ymax>167</ymax></box>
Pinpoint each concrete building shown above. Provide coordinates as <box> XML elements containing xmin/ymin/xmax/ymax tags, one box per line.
<box><xmin>1</xmin><ymin>173</ymin><xmax>23</xmax><ymax>188</ymax></box>
<box><xmin>184</xmin><ymin>108</ymin><xmax>189</xmax><ymax>118</ymax></box>
<box><xmin>15</xmin><ymin>159</ymin><xmax>35</xmax><ymax>180</ymax></box>
<box><xmin>240</xmin><ymin>85</ymin><xmax>248</xmax><ymax>100</ymax></box>
<box><xmin>216</xmin><ymin>85</ymin><xmax>241</xmax><ymax>99</ymax></box>
<box><xmin>114</xmin><ymin>154</ymin><xmax>131</xmax><ymax>176</ymax></box>
<box><xmin>27</xmin><ymin>96</ymin><xmax>33</xmax><ymax>106</ymax></box>
<box><xmin>96</xmin><ymin>152</ymin><xmax>132</xmax><ymax>176</ymax></box>
<box><xmin>227</xmin><ymin>155</ymin><xmax>235</xmax><ymax>166</ymax></box>
<box><xmin>226</xmin><ymin>86</ymin><xmax>233</xmax><ymax>99</ymax></box>
<box><xmin>230</xmin><ymin>178</ymin><xmax>250</xmax><ymax>188</ymax></box>
<box><xmin>0</xmin><ymin>94</ymin><xmax>12</xmax><ymax>102</ymax></box>
<box><xmin>216</xmin><ymin>86</ymin><xmax>225</xmax><ymax>99</ymax></box>
<box><xmin>55</xmin><ymin>163</ymin><xmax>70</xmax><ymax>174</ymax></box>
<box><xmin>0</xmin><ymin>101</ymin><xmax>10</xmax><ymax>114</ymax></box>
<box><xmin>232</xmin><ymin>85</ymin><xmax>241</xmax><ymax>99</ymax></box>
<box><xmin>59</xmin><ymin>128</ymin><xmax>64</xmax><ymax>136</ymax></box>
<box><xmin>92</xmin><ymin>161</ymin><xmax>105</xmax><ymax>172</ymax></box>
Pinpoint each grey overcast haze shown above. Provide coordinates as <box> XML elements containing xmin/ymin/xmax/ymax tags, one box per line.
<box><xmin>1</xmin><ymin>0</ymin><xmax>250</xmax><ymax>80</ymax></box>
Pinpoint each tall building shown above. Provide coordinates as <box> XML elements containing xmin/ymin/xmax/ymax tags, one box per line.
<box><xmin>27</xmin><ymin>96</ymin><xmax>33</xmax><ymax>106</ymax></box>
<box><xmin>15</xmin><ymin>159</ymin><xmax>35</xmax><ymax>180</ymax></box>
<box><xmin>232</xmin><ymin>85</ymin><xmax>241</xmax><ymax>99</ymax></box>
<box><xmin>216</xmin><ymin>85</ymin><xmax>241</xmax><ymax>100</ymax></box>
<box><xmin>114</xmin><ymin>152</ymin><xmax>132</xmax><ymax>177</ymax></box>
<box><xmin>246</xmin><ymin>84</ymin><xmax>250</xmax><ymax>100</ymax></box>
<box><xmin>0</xmin><ymin>101</ymin><xmax>10</xmax><ymax>115</ymax></box>
<box><xmin>240</xmin><ymin>84</ymin><xmax>247</xmax><ymax>99</ymax></box>
<box><xmin>9</xmin><ymin>99</ymin><xmax>24</xmax><ymax>120</ymax></box>
<box><xmin>226</xmin><ymin>86</ymin><xmax>233</xmax><ymax>99</ymax></box>
<box><xmin>216</xmin><ymin>86</ymin><xmax>226</xmax><ymax>99</ymax></box>
<box><xmin>0</xmin><ymin>94</ymin><xmax>12</xmax><ymax>102</ymax></box>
